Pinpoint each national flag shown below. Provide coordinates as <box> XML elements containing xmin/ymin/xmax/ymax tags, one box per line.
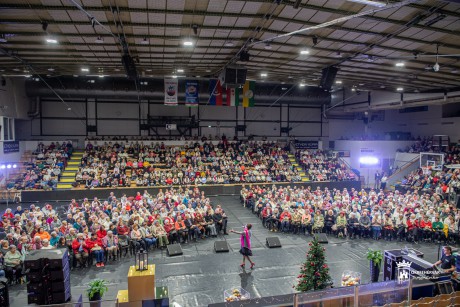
<box><xmin>226</xmin><ymin>87</ymin><xmax>240</xmax><ymax>106</ymax></box>
<box><xmin>242</xmin><ymin>80</ymin><xmax>255</xmax><ymax>107</ymax></box>
<box><xmin>209</xmin><ymin>79</ymin><xmax>223</xmax><ymax>106</ymax></box>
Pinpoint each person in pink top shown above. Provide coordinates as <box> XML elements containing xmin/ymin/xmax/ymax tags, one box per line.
<box><xmin>230</xmin><ymin>224</ymin><xmax>254</xmax><ymax>270</ymax></box>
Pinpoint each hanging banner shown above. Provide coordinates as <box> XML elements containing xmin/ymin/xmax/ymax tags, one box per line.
<box><xmin>185</xmin><ymin>81</ymin><xmax>199</xmax><ymax>107</ymax></box>
<box><xmin>164</xmin><ymin>78</ymin><xmax>178</xmax><ymax>106</ymax></box>
<box><xmin>3</xmin><ymin>141</ymin><xmax>19</xmax><ymax>154</ymax></box>
<box><xmin>226</xmin><ymin>87</ymin><xmax>240</xmax><ymax>106</ymax></box>
<box><xmin>242</xmin><ymin>80</ymin><xmax>255</xmax><ymax>107</ymax></box>
<box><xmin>209</xmin><ymin>79</ymin><xmax>223</xmax><ymax>106</ymax></box>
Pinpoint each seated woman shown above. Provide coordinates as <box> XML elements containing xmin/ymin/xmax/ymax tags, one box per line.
<box><xmin>4</xmin><ymin>245</ymin><xmax>22</xmax><ymax>284</ymax></box>
<box><xmin>312</xmin><ymin>210</ymin><xmax>325</xmax><ymax>233</ymax></box>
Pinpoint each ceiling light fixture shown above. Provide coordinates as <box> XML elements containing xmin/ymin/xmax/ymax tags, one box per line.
<box><xmin>351</xmin><ymin>88</ymin><xmax>356</xmax><ymax>91</ymax></box>
<box><xmin>95</xmin><ymin>36</ymin><xmax>104</xmax><ymax>43</ymax></box>
<box><xmin>336</xmin><ymin>80</ymin><xmax>342</xmax><ymax>84</ymax></box>
<box><xmin>183</xmin><ymin>40</ymin><xmax>193</xmax><ymax>46</ymax></box>
<box><xmin>172</xmin><ymin>75</ymin><xmax>178</xmax><ymax>78</ymax></box>
<box><xmin>177</xmin><ymin>69</ymin><xmax>184</xmax><ymax>73</ymax></box>
<box><xmin>0</xmin><ymin>35</ymin><xmax>7</xmax><ymax>43</ymax></box>
<box><xmin>99</xmin><ymin>75</ymin><xmax>104</xmax><ymax>78</ymax></box>
<box><xmin>224</xmin><ymin>41</ymin><xmax>234</xmax><ymax>47</ymax></box>
<box><xmin>140</xmin><ymin>37</ymin><xmax>149</xmax><ymax>45</ymax></box>
<box><xmin>81</xmin><ymin>68</ymin><xmax>89</xmax><ymax>72</ymax></box>
<box><xmin>395</xmin><ymin>62</ymin><xmax>405</xmax><ymax>67</ymax></box>
<box><xmin>261</xmin><ymin>73</ymin><xmax>267</xmax><ymax>77</ymax></box>
<box><xmin>46</xmin><ymin>38</ymin><xmax>58</xmax><ymax>44</ymax></box>
<box><xmin>299</xmin><ymin>83</ymin><xmax>306</xmax><ymax>87</ymax></box>
<box><xmin>264</xmin><ymin>43</ymin><xmax>272</xmax><ymax>50</ymax></box>
<box><xmin>346</xmin><ymin>0</ymin><xmax>386</xmax><ymax>7</ymax></box>
<box><xmin>300</xmin><ymin>49</ymin><xmax>310</xmax><ymax>55</ymax></box>
<box><xmin>48</xmin><ymin>68</ymin><xmax>54</xmax><ymax>71</ymax></box>
<box><xmin>397</xmin><ymin>87</ymin><xmax>404</xmax><ymax>91</ymax></box>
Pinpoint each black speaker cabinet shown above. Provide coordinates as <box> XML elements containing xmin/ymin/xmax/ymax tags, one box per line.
<box><xmin>266</xmin><ymin>237</ymin><xmax>282</xmax><ymax>248</ymax></box>
<box><xmin>220</xmin><ymin>67</ymin><xmax>247</xmax><ymax>86</ymax></box>
<box><xmin>167</xmin><ymin>244</ymin><xmax>183</xmax><ymax>256</ymax></box>
<box><xmin>320</xmin><ymin>66</ymin><xmax>338</xmax><ymax>91</ymax></box>
<box><xmin>0</xmin><ymin>278</ymin><xmax>9</xmax><ymax>307</ymax></box>
<box><xmin>314</xmin><ymin>233</ymin><xmax>329</xmax><ymax>244</ymax></box>
<box><xmin>214</xmin><ymin>241</ymin><xmax>229</xmax><ymax>253</ymax></box>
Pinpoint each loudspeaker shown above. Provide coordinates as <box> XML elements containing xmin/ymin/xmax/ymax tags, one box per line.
<box><xmin>239</xmin><ymin>51</ymin><xmax>250</xmax><ymax>62</ymax></box>
<box><xmin>266</xmin><ymin>237</ymin><xmax>282</xmax><ymax>248</ymax></box>
<box><xmin>220</xmin><ymin>67</ymin><xmax>247</xmax><ymax>86</ymax></box>
<box><xmin>314</xmin><ymin>233</ymin><xmax>328</xmax><ymax>244</ymax></box>
<box><xmin>214</xmin><ymin>241</ymin><xmax>229</xmax><ymax>253</ymax></box>
<box><xmin>319</xmin><ymin>66</ymin><xmax>338</xmax><ymax>91</ymax></box>
<box><xmin>86</xmin><ymin>125</ymin><xmax>97</xmax><ymax>133</ymax></box>
<box><xmin>166</xmin><ymin>244</ymin><xmax>183</xmax><ymax>256</ymax></box>
<box><xmin>121</xmin><ymin>54</ymin><xmax>138</xmax><ymax>79</ymax></box>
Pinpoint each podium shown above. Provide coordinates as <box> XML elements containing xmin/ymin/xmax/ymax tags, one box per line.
<box><xmin>117</xmin><ymin>264</ymin><xmax>169</xmax><ymax>306</ymax></box>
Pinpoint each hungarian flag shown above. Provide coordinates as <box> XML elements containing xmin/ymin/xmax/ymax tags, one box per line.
<box><xmin>209</xmin><ymin>79</ymin><xmax>223</xmax><ymax>106</ymax></box>
<box><xmin>226</xmin><ymin>87</ymin><xmax>240</xmax><ymax>106</ymax></box>
<box><xmin>242</xmin><ymin>80</ymin><xmax>255</xmax><ymax>107</ymax></box>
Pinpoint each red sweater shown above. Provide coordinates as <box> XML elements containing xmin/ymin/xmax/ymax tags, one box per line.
<box><xmin>407</xmin><ymin>219</ymin><xmax>419</xmax><ymax>231</ymax></box>
<box><xmin>420</xmin><ymin>220</ymin><xmax>432</xmax><ymax>229</ymax></box>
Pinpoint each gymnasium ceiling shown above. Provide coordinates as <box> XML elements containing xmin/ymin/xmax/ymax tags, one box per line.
<box><xmin>1</xmin><ymin>0</ymin><xmax>460</xmax><ymax>93</ymax></box>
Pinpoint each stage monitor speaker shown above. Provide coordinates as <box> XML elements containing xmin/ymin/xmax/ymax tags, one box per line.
<box><xmin>239</xmin><ymin>51</ymin><xmax>250</xmax><ymax>62</ymax></box>
<box><xmin>121</xmin><ymin>54</ymin><xmax>138</xmax><ymax>79</ymax></box>
<box><xmin>319</xmin><ymin>66</ymin><xmax>338</xmax><ymax>91</ymax></box>
<box><xmin>214</xmin><ymin>241</ymin><xmax>230</xmax><ymax>253</ymax></box>
<box><xmin>314</xmin><ymin>233</ymin><xmax>329</xmax><ymax>244</ymax></box>
<box><xmin>266</xmin><ymin>237</ymin><xmax>282</xmax><ymax>248</ymax></box>
<box><xmin>167</xmin><ymin>244</ymin><xmax>183</xmax><ymax>257</ymax></box>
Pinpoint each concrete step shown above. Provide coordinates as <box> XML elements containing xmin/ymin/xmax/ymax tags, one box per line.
<box><xmin>60</xmin><ymin>178</ymin><xmax>75</xmax><ymax>183</ymax></box>
<box><xmin>57</xmin><ymin>183</ymin><xmax>73</xmax><ymax>189</ymax></box>
<box><xmin>66</xmin><ymin>166</ymin><xmax>79</xmax><ymax>171</ymax></box>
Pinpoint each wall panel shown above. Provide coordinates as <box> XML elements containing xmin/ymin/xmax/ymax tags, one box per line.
<box><xmin>288</xmin><ymin>107</ymin><xmax>321</xmax><ymax>122</ymax></box>
<box><xmin>245</xmin><ymin>107</ymin><xmax>279</xmax><ymax>121</ymax></box>
<box><xmin>42</xmin><ymin>119</ymin><xmax>86</xmax><ymax>135</ymax></box>
<box><xmin>246</xmin><ymin>122</ymin><xmax>279</xmax><ymax>136</ymax></box>
<box><xmin>290</xmin><ymin>123</ymin><xmax>321</xmax><ymax>137</ymax></box>
<box><xmin>149</xmin><ymin>104</ymin><xmax>190</xmax><ymax>117</ymax></box>
<box><xmin>199</xmin><ymin>105</ymin><xmax>236</xmax><ymax>120</ymax></box>
<box><xmin>42</xmin><ymin>100</ymin><xmax>86</xmax><ymax>118</ymax></box>
<box><xmin>97</xmin><ymin>103</ymin><xmax>139</xmax><ymax>119</ymax></box>
<box><xmin>97</xmin><ymin>120</ymin><xmax>139</xmax><ymax>135</ymax></box>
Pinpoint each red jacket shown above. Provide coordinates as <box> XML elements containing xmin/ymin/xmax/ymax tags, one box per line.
<box><xmin>280</xmin><ymin>212</ymin><xmax>291</xmax><ymax>221</ymax></box>
<box><xmin>85</xmin><ymin>238</ymin><xmax>104</xmax><ymax>250</ymax></box>
<box><xmin>262</xmin><ymin>207</ymin><xmax>272</xmax><ymax>218</ymax></box>
<box><xmin>96</xmin><ymin>229</ymin><xmax>107</xmax><ymax>240</ymax></box>
<box><xmin>407</xmin><ymin>219</ymin><xmax>419</xmax><ymax>231</ymax></box>
<box><xmin>72</xmin><ymin>238</ymin><xmax>89</xmax><ymax>254</ymax></box>
<box><xmin>117</xmin><ymin>225</ymin><xmax>130</xmax><ymax>235</ymax></box>
<box><xmin>420</xmin><ymin>220</ymin><xmax>432</xmax><ymax>229</ymax></box>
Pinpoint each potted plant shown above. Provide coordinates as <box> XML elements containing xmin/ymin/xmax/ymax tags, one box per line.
<box><xmin>366</xmin><ymin>249</ymin><xmax>383</xmax><ymax>282</ymax></box>
<box><xmin>87</xmin><ymin>279</ymin><xmax>108</xmax><ymax>306</ymax></box>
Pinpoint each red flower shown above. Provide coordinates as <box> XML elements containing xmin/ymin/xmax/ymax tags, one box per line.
<box><xmin>310</xmin><ymin>262</ymin><xmax>314</xmax><ymax>266</ymax></box>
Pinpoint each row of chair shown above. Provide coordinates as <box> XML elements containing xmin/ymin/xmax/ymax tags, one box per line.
<box><xmin>382</xmin><ymin>291</ymin><xmax>460</xmax><ymax>307</ymax></box>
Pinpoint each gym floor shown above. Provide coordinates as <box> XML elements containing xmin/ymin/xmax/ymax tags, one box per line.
<box><xmin>8</xmin><ymin>195</ymin><xmax>441</xmax><ymax>307</ymax></box>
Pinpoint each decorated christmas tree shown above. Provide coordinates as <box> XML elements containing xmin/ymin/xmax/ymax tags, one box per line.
<box><xmin>295</xmin><ymin>237</ymin><xmax>333</xmax><ymax>292</ymax></box>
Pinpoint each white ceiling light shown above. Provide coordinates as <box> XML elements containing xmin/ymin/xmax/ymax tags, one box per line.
<box><xmin>351</xmin><ymin>88</ymin><xmax>356</xmax><ymax>91</ymax></box>
<box><xmin>452</xmin><ymin>68</ymin><xmax>458</xmax><ymax>74</ymax></box>
<box><xmin>396</xmin><ymin>87</ymin><xmax>404</xmax><ymax>91</ymax></box>
<box><xmin>24</xmin><ymin>75</ymin><xmax>31</xmax><ymax>78</ymax></box>
<box><xmin>380</xmin><ymin>85</ymin><xmax>386</xmax><ymax>89</ymax></box>
<box><xmin>395</xmin><ymin>62</ymin><xmax>405</xmax><ymax>67</ymax></box>
<box><xmin>172</xmin><ymin>75</ymin><xmax>178</xmax><ymax>78</ymax></box>
<box><xmin>98</xmin><ymin>75</ymin><xmax>104</xmax><ymax>78</ymax></box>
<box><xmin>73</xmin><ymin>75</ymin><xmax>78</xmax><ymax>77</ymax></box>
<box><xmin>299</xmin><ymin>83</ymin><xmax>306</xmax><ymax>87</ymax></box>
<box><xmin>335</xmin><ymin>80</ymin><xmax>342</xmax><ymax>84</ymax></box>
<box><xmin>346</xmin><ymin>0</ymin><xmax>386</xmax><ymax>7</ymax></box>
<box><xmin>95</xmin><ymin>36</ymin><xmax>104</xmax><ymax>43</ymax></box>
<box><xmin>177</xmin><ymin>69</ymin><xmax>184</xmax><ymax>73</ymax></box>
<box><xmin>224</xmin><ymin>41</ymin><xmax>234</xmax><ymax>47</ymax></box>
<box><xmin>0</xmin><ymin>36</ymin><xmax>7</xmax><ymax>43</ymax></box>
<box><xmin>13</xmin><ymin>68</ymin><xmax>20</xmax><ymax>72</ymax></box>
<box><xmin>264</xmin><ymin>43</ymin><xmax>272</xmax><ymax>50</ymax></box>
<box><xmin>140</xmin><ymin>37</ymin><xmax>149</xmax><ymax>45</ymax></box>
<box><xmin>281</xmin><ymin>87</ymin><xmax>288</xmax><ymax>90</ymax></box>
<box><xmin>260</xmin><ymin>73</ymin><xmax>267</xmax><ymax>77</ymax></box>
<box><xmin>300</xmin><ymin>49</ymin><xmax>310</xmax><ymax>55</ymax></box>
<box><xmin>46</xmin><ymin>38</ymin><xmax>58</xmax><ymax>44</ymax></box>
<box><xmin>81</xmin><ymin>68</ymin><xmax>89</xmax><ymax>72</ymax></box>
<box><xmin>48</xmin><ymin>68</ymin><xmax>55</xmax><ymax>71</ymax></box>
<box><xmin>183</xmin><ymin>40</ymin><xmax>193</xmax><ymax>46</ymax></box>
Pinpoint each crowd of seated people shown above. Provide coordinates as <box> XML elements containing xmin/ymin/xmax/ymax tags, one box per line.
<box><xmin>296</xmin><ymin>150</ymin><xmax>357</xmax><ymax>182</ymax></box>
<box><xmin>76</xmin><ymin>141</ymin><xmax>302</xmax><ymax>188</ymax></box>
<box><xmin>0</xmin><ymin>187</ymin><xmax>228</xmax><ymax>284</ymax></box>
<box><xmin>401</xmin><ymin>145</ymin><xmax>460</xmax><ymax>193</ymax></box>
<box><xmin>240</xmin><ymin>185</ymin><xmax>459</xmax><ymax>244</ymax></box>
<box><xmin>10</xmin><ymin>142</ymin><xmax>73</xmax><ymax>191</ymax></box>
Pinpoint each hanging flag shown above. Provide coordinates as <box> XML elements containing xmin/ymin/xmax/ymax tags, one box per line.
<box><xmin>164</xmin><ymin>78</ymin><xmax>178</xmax><ymax>106</ymax></box>
<box><xmin>185</xmin><ymin>81</ymin><xmax>199</xmax><ymax>107</ymax></box>
<box><xmin>209</xmin><ymin>79</ymin><xmax>223</xmax><ymax>106</ymax></box>
<box><xmin>226</xmin><ymin>87</ymin><xmax>240</xmax><ymax>106</ymax></box>
<box><xmin>242</xmin><ymin>80</ymin><xmax>255</xmax><ymax>107</ymax></box>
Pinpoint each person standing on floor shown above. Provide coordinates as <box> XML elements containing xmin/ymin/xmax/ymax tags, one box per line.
<box><xmin>231</xmin><ymin>224</ymin><xmax>255</xmax><ymax>270</ymax></box>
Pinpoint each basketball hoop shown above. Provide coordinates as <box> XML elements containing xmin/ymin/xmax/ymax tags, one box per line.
<box><xmin>421</xmin><ymin>166</ymin><xmax>431</xmax><ymax>176</ymax></box>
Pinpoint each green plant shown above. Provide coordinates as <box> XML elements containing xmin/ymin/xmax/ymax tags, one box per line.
<box><xmin>366</xmin><ymin>249</ymin><xmax>383</xmax><ymax>268</ymax></box>
<box><xmin>86</xmin><ymin>279</ymin><xmax>108</xmax><ymax>300</ymax></box>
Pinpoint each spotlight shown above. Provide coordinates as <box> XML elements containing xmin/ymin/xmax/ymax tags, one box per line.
<box><xmin>0</xmin><ymin>165</ymin><xmax>5</xmax><ymax>169</ymax></box>
<box><xmin>395</xmin><ymin>62</ymin><xmax>405</xmax><ymax>67</ymax></box>
<box><xmin>7</xmin><ymin>164</ymin><xmax>11</xmax><ymax>169</ymax></box>
<box><xmin>12</xmin><ymin>164</ymin><xmax>17</xmax><ymax>168</ymax></box>
<box><xmin>177</xmin><ymin>69</ymin><xmax>184</xmax><ymax>73</ymax></box>
<box><xmin>359</xmin><ymin>156</ymin><xmax>379</xmax><ymax>166</ymax></box>
<box><xmin>397</xmin><ymin>87</ymin><xmax>404</xmax><ymax>91</ymax></box>
<box><xmin>336</xmin><ymin>80</ymin><xmax>342</xmax><ymax>84</ymax></box>
<box><xmin>46</xmin><ymin>38</ymin><xmax>58</xmax><ymax>44</ymax></box>
<box><xmin>42</xmin><ymin>21</ymin><xmax>48</xmax><ymax>31</ymax></box>
<box><xmin>260</xmin><ymin>73</ymin><xmax>267</xmax><ymax>77</ymax></box>
<box><xmin>300</xmin><ymin>49</ymin><xmax>310</xmax><ymax>55</ymax></box>
<box><xmin>81</xmin><ymin>68</ymin><xmax>89</xmax><ymax>72</ymax></box>
<box><xmin>208</xmin><ymin>125</ymin><xmax>212</xmax><ymax>128</ymax></box>
<box><xmin>192</xmin><ymin>24</ymin><xmax>198</xmax><ymax>35</ymax></box>
<box><xmin>312</xmin><ymin>36</ymin><xmax>318</xmax><ymax>46</ymax></box>
<box><xmin>299</xmin><ymin>83</ymin><xmax>306</xmax><ymax>87</ymax></box>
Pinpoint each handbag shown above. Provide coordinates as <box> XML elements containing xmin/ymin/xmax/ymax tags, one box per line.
<box><xmin>332</xmin><ymin>224</ymin><xmax>338</xmax><ymax>231</ymax></box>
